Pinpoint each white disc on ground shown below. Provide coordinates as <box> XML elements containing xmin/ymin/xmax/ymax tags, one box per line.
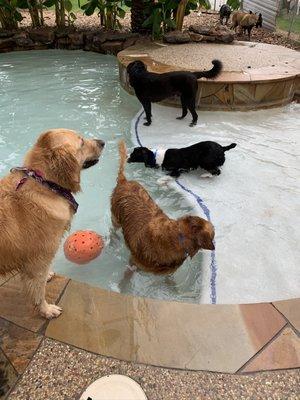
<box><xmin>80</xmin><ymin>374</ymin><xmax>147</xmax><ymax>400</ymax></box>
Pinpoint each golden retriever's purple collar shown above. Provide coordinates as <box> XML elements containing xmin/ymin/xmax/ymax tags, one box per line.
<box><xmin>10</xmin><ymin>167</ymin><xmax>79</xmax><ymax>213</ymax></box>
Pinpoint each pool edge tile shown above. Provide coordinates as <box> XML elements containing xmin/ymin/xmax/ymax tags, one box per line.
<box><xmin>0</xmin><ymin>318</ymin><xmax>42</xmax><ymax>374</ymax></box>
<box><xmin>272</xmin><ymin>299</ymin><xmax>300</xmax><ymax>333</ymax></box>
<box><xmin>0</xmin><ymin>274</ymin><xmax>69</xmax><ymax>333</ymax></box>
<box><xmin>241</xmin><ymin>327</ymin><xmax>300</xmax><ymax>373</ymax></box>
<box><xmin>46</xmin><ymin>281</ymin><xmax>290</xmax><ymax>373</ymax></box>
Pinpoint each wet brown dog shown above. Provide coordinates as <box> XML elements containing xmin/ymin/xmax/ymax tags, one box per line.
<box><xmin>111</xmin><ymin>141</ymin><xmax>215</xmax><ymax>276</ymax></box>
<box><xmin>0</xmin><ymin>129</ymin><xmax>104</xmax><ymax>319</ymax></box>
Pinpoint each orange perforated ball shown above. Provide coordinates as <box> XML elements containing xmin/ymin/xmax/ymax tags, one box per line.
<box><xmin>64</xmin><ymin>230</ymin><xmax>104</xmax><ymax>265</ymax></box>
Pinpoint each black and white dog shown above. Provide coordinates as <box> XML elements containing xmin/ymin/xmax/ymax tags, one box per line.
<box><xmin>128</xmin><ymin>141</ymin><xmax>237</xmax><ymax>177</ymax></box>
<box><xmin>219</xmin><ymin>4</ymin><xmax>231</xmax><ymax>25</ymax></box>
<box><xmin>127</xmin><ymin>59</ymin><xmax>222</xmax><ymax>127</ymax></box>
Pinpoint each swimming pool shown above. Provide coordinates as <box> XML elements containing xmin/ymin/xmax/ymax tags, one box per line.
<box><xmin>0</xmin><ymin>50</ymin><xmax>206</xmax><ymax>304</ymax></box>
<box><xmin>0</xmin><ymin>50</ymin><xmax>299</xmax><ymax>304</ymax></box>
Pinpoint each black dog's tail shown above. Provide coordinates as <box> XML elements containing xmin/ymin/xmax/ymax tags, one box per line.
<box><xmin>192</xmin><ymin>60</ymin><xmax>223</xmax><ymax>79</ymax></box>
<box><xmin>223</xmin><ymin>143</ymin><xmax>237</xmax><ymax>151</ymax></box>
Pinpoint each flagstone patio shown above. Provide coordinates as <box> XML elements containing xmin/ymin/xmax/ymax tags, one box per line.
<box><xmin>0</xmin><ymin>274</ymin><xmax>299</xmax><ymax>399</ymax></box>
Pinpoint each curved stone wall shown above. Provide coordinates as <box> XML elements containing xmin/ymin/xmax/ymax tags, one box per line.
<box><xmin>118</xmin><ymin>42</ymin><xmax>300</xmax><ymax>111</ymax></box>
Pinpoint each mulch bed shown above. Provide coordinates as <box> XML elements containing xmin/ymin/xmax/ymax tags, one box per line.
<box><xmin>14</xmin><ymin>10</ymin><xmax>300</xmax><ymax>50</ymax></box>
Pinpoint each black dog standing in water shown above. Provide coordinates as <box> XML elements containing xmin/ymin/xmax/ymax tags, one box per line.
<box><xmin>127</xmin><ymin>59</ymin><xmax>222</xmax><ymax>127</ymax></box>
<box><xmin>128</xmin><ymin>141</ymin><xmax>237</xmax><ymax>177</ymax></box>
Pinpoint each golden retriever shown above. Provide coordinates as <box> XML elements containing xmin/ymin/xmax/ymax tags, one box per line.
<box><xmin>0</xmin><ymin>129</ymin><xmax>104</xmax><ymax>319</ymax></box>
<box><xmin>111</xmin><ymin>141</ymin><xmax>215</xmax><ymax>276</ymax></box>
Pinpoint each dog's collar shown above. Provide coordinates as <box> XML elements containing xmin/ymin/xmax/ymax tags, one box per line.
<box><xmin>152</xmin><ymin>148</ymin><xmax>166</xmax><ymax>167</ymax></box>
<box><xmin>178</xmin><ymin>233</ymin><xmax>190</xmax><ymax>258</ymax></box>
<box><xmin>10</xmin><ymin>167</ymin><xmax>79</xmax><ymax>213</ymax></box>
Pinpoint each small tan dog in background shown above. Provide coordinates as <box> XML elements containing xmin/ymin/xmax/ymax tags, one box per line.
<box><xmin>0</xmin><ymin>129</ymin><xmax>104</xmax><ymax>319</ymax></box>
<box><xmin>111</xmin><ymin>141</ymin><xmax>215</xmax><ymax>276</ymax></box>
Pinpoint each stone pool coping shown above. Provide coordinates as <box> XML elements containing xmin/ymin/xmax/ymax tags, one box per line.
<box><xmin>118</xmin><ymin>41</ymin><xmax>300</xmax><ymax>110</ymax></box>
<box><xmin>0</xmin><ymin>273</ymin><xmax>299</xmax><ymax>377</ymax></box>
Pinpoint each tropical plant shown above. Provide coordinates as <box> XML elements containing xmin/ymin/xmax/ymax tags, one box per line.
<box><xmin>141</xmin><ymin>0</ymin><xmax>207</xmax><ymax>38</ymax></box>
<box><xmin>81</xmin><ymin>0</ymin><xmax>126</xmax><ymax>30</ymax></box>
<box><xmin>197</xmin><ymin>0</ymin><xmax>210</xmax><ymax>11</ymax></box>
<box><xmin>176</xmin><ymin>0</ymin><xmax>210</xmax><ymax>30</ymax></box>
<box><xmin>17</xmin><ymin>0</ymin><xmax>44</xmax><ymax>27</ymax></box>
<box><xmin>125</xmin><ymin>0</ymin><xmax>153</xmax><ymax>33</ymax></box>
<box><xmin>0</xmin><ymin>0</ymin><xmax>23</xmax><ymax>29</ymax></box>
<box><xmin>226</xmin><ymin>0</ymin><xmax>241</xmax><ymax>11</ymax></box>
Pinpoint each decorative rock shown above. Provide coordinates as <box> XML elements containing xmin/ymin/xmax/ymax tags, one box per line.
<box><xmin>29</xmin><ymin>29</ymin><xmax>55</xmax><ymax>44</ymax></box>
<box><xmin>123</xmin><ymin>36</ymin><xmax>139</xmax><ymax>49</ymax></box>
<box><xmin>55</xmin><ymin>28</ymin><xmax>75</xmax><ymax>38</ymax></box>
<box><xmin>93</xmin><ymin>32</ymin><xmax>107</xmax><ymax>47</ymax></box>
<box><xmin>189</xmin><ymin>25</ymin><xmax>211</xmax><ymax>35</ymax></box>
<box><xmin>201</xmin><ymin>35</ymin><xmax>216</xmax><ymax>42</ymax></box>
<box><xmin>0</xmin><ymin>31</ymin><xmax>14</xmax><ymax>38</ymax></box>
<box><xmin>163</xmin><ymin>30</ymin><xmax>191</xmax><ymax>44</ymax></box>
<box><xmin>56</xmin><ymin>37</ymin><xmax>71</xmax><ymax>49</ymax></box>
<box><xmin>68</xmin><ymin>32</ymin><xmax>84</xmax><ymax>49</ymax></box>
<box><xmin>0</xmin><ymin>28</ymin><xmax>142</xmax><ymax>54</ymax></box>
<box><xmin>217</xmin><ymin>33</ymin><xmax>234</xmax><ymax>43</ymax></box>
<box><xmin>188</xmin><ymin>24</ymin><xmax>234</xmax><ymax>44</ymax></box>
<box><xmin>100</xmin><ymin>41</ymin><xmax>123</xmax><ymax>55</ymax></box>
<box><xmin>14</xmin><ymin>32</ymin><xmax>34</xmax><ymax>48</ymax></box>
<box><xmin>83</xmin><ymin>32</ymin><xmax>95</xmax><ymax>51</ymax></box>
<box><xmin>189</xmin><ymin>33</ymin><xmax>204</xmax><ymax>42</ymax></box>
<box><xmin>0</xmin><ymin>38</ymin><xmax>15</xmax><ymax>50</ymax></box>
<box><xmin>213</xmin><ymin>25</ymin><xmax>234</xmax><ymax>43</ymax></box>
<box><xmin>104</xmin><ymin>31</ymin><xmax>139</xmax><ymax>42</ymax></box>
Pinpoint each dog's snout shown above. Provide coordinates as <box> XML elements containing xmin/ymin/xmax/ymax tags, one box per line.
<box><xmin>95</xmin><ymin>139</ymin><xmax>105</xmax><ymax>148</ymax></box>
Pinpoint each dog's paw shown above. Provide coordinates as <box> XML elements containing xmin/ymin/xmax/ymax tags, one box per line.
<box><xmin>189</xmin><ymin>121</ymin><xmax>197</xmax><ymax>127</ymax></box>
<box><xmin>47</xmin><ymin>271</ymin><xmax>55</xmax><ymax>282</ymax></box>
<box><xmin>40</xmin><ymin>303</ymin><xmax>62</xmax><ymax>319</ymax></box>
<box><xmin>126</xmin><ymin>264</ymin><xmax>137</xmax><ymax>272</ymax></box>
<box><xmin>201</xmin><ymin>173</ymin><xmax>213</xmax><ymax>178</ymax></box>
<box><xmin>176</xmin><ymin>116</ymin><xmax>185</xmax><ymax>120</ymax></box>
<box><xmin>143</xmin><ymin>121</ymin><xmax>151</xmax><ymax>126</ymax></box>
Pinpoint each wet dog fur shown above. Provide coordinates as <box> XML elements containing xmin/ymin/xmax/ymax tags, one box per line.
<box><xmin>128</xmin><ymin>141</ymin><xmax>237</xmax><ymax>178</ymax></box>
<box><xmin>111</xmin><ymin>141</ymin><xmax>215</xmax><ymax>276</ymax></box>
<box><xmin>0</xmin><ymin>129</ymin><xmax>104</xmax><ymax>319</ymax></box>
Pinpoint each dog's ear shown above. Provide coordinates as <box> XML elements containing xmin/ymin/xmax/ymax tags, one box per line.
<box><xmin>143</xmin><ymin>151</ymin><xmax>157</xmax><ymax>168</ymax></box>
<box><xmin>47</xmin><ymin>146</ymin><xmax>81</xmax><ymax>193</ymax></box>
<box><xmin>31</xmin><ymin>131</ymin><xmax>81</xmax><ymax>192</ymax></box>
<box><xmin>186</xmin><ymin>216</ymin><xmax>215</xmax><ymax>251</ymax></box>
<box><xmin>199</xmin><ymin>229</ymin><xmax>215</xmax><ymax>251</ymax></box>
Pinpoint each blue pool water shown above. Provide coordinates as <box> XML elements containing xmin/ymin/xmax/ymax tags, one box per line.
<box><xmin>2</xmin><ymin>50</ymin><xmax>299</xmax><ymax>304</ymax></box>
<box><xmin>0</xmin><ymin>50</ymin><xmax>204</xmax><ymax>303</ymax></box>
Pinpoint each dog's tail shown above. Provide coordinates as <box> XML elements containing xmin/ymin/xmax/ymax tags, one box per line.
<box><xmin>223</xmin><ymin>143</ymin><xmax>237</xmax><ymax>152</ymax></box>
<box><xmin>117</xmin><ymin>140</ymin><xmax>128</xmax><ymax>184</ymax></box>
<box><xmin>192</xmin><ymin>60</ymin><xmax>223</xmax><ymax>79</ymax></box>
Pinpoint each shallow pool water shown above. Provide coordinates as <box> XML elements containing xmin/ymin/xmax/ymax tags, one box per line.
<box><xmin>134</xmin><ymin>104</ymin><xmax>300</xmax><ymax>304</ymax></box>
<box><xmin>1</xmin><ymin>50</ymin><xmax>299</xmax><ymax>305</ymax></box>
<box><xmin>0</xmin><ymin>50</ymin><xmax>204</xmax><ymax>304</ymax></box>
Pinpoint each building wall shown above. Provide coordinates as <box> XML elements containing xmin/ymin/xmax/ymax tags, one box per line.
<box><xmin>208</xmin><ymin>0</ymin><xmax>227</xmax><ymax>9</ymax></box>
<box><xmin>242</xmin><ymin>0</ymin><xmax>280</xmax><ymax>30</ymax></box>
<box><xmin>207</xmin><ymin>0</ymin><xmax>280</xmax><ymax>31</ymax></box>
